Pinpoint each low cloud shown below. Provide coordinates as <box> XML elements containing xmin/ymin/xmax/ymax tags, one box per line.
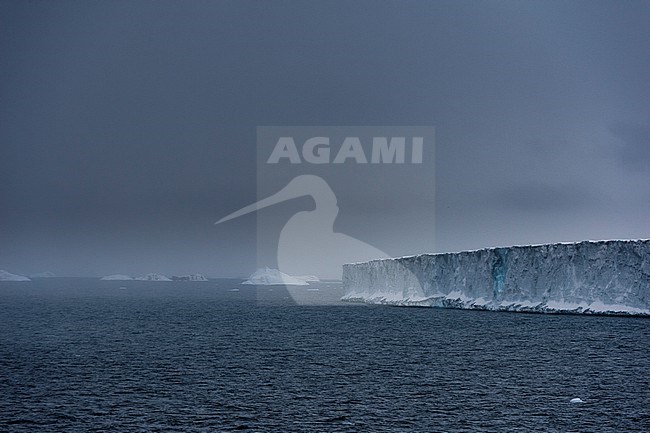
<box><xmin>609</xmin><ymin>122</ymin><xmax>650</xmax><ymax>171</ymax></box>
<box><xmin>494</xmin><ymin>183</ymin><xmax>594</xmax><ymax>213</ymax></box>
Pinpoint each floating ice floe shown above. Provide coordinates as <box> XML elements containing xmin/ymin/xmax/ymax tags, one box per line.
<box><xmin>570</xmin><ymin>398</ymin><xmax>585</xmax><ymax>404</ymax></box>
<box><xmin>0</xmin><ymin>270</ymin><xmax>31</xmax><ymax>281</ymax></box>
<box><xmin>171</xmin><ymin>274</ymin><xmax>208</xmax><ymax>281</ymax></box>
<box><xmin>294</xmin><ymin>275</ymin><xmax>321</xmax><ymax>282</ymax></box>
<box><xmin>242</xmin><ymin>267</ymin><xmax>309</xmax><ymax>286</ymax></box>
<box><xmin>100</xmin><ymin>274</ymin><xmax>134</xmax><ymax>281</ymax></box>
<box><xmin>135</xmin><ymin>273</ymin><xmax>172</xmax><ymax>281</ymax></box>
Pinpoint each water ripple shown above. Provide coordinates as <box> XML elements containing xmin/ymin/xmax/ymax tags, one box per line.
<box><xmin>1</xmin><ymin>281</ymin><xmax>649</xmax><ymax>432</ymax></box>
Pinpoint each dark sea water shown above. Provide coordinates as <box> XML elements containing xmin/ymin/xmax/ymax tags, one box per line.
<box><xmin>1</xmin><ymin>278</ymin><xmax>649</xmax><ymax>432</ymax></box>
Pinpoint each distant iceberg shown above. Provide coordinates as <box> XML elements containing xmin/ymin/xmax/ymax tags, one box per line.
<box><xmin>343</xmin><ymin>240</ymin><xmax>650</xmax><ymax>316</ymax></box>
<box><xmin>30</xmin><ymin>271</ymin><xmax>56</xmax><ymax>278</ymax></box>
<box><xmin>171</xmin><ymin>274</ymin><xmax>208</xmax><ymax>281</ymax></box>
<box><xmin>243</xmin><ymin>267</ymin><xmax>309</xmax><ymax>286</ymax></box>
<box><xmin>136</xmin><ymin>273</ymin><xmax>172</xmax><ymax>281</ymax></box>
<box><xmin>0</xmin><ymin>270</ymin><xmax>31</xmax><ymax>281</ymax></box>
<box><xmin>294</xmin><ymin>275</ymin><xmax>321</xmax><ymax>282</ymax></box>
<box><xmin>101</xmin><ymin>274</ymin><xmax>134</xmax><ymax>281</ymax></box>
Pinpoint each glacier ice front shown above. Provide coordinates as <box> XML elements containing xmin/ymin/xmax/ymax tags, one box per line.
<box><xmin>342</xmin><ymin>240</ymin><xmax>650</xmax><ymax>316</ymax></box>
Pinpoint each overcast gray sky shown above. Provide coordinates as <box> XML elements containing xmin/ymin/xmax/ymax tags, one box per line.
<box><xmin>1</xmin><ymin>0</ymin><xmax>648</xmax><ymax>277</ymax></box>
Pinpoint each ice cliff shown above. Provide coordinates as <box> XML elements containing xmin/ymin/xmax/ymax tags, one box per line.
<box><xmin>342</xmin><ymin>240</ymin><xmax>650</xmax><ymax>316</ymax></box>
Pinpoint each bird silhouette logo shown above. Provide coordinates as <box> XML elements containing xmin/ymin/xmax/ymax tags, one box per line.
<box><xmin>216</xmin><ymin>174</ymin><xmax>426</xmax><ymax>305</ymax></box>
<box><xmin>216</xmin><ymin>174</ymin><xmax>392</xmax><ymax>279</ymax></box>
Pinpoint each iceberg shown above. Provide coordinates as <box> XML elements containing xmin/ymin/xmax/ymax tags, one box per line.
<box><xmin>294</xmin><ymin>275</ymin><xmax>321</xmax><ymax>282</ymax></box>
<box><xmin>100</xmin><ymin>274</ymin><xmax>134</xmax><ymax>281</ymax></box>
<box><xmin>0</xmin><ymin>270</ymin><xmax>31</xmax><ymax>281</ymax></box>
<box><xmin>171</xmin><ymin>274</ymin><xmax>209</xmax><ymax>281</ymax></box>
<box><xmin>242</xmin><ymin>267</ymin><xmax>309</xmax><ymax>286</ymax></box>
<box><xmin>135</xmin><ymin>273</ymin><xmax>172</xmax><ymax>281</ymax></box>
<box><xmin>342</xmin><ymin>240</ymin><xmax>650</xmax><ymax>316</ymax></box>
<box><xmin>30</xmin><ymin>271</ymin><xmax>56</xmax><ymax>278</ymax></box>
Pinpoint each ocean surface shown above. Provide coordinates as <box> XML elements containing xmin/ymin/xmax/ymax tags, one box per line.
<box><xmin>1</xmin><ymin>278</ymin><xmax>649</xmax><ymax>432</ymax></box>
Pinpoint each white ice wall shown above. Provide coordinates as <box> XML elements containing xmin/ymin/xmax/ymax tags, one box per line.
<box><xmin>342</xmin><ymin>240</ymin><xmax>650</xmax><ymax>315</ymax></box>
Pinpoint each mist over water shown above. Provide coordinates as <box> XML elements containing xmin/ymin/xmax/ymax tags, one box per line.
<box><xmin>1</xmin><ymin>279</ymin><xmax>648</xmax><ymax>432</ymax></box>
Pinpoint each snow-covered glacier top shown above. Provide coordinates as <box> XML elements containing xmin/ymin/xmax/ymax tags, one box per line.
<box><xmin>243</xmin><ymin>267</ymin><xmax>309</xmax><ymax>286</ymax></box>
<box><xmin>0</xmin><ymin>270</ymin><xmax>31</xmax><ymax>281</ymax></box>
<box><xmin>342</xmin><ymin>240</ymin><xmax>650</xmax><ymax>316</ymax></box>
